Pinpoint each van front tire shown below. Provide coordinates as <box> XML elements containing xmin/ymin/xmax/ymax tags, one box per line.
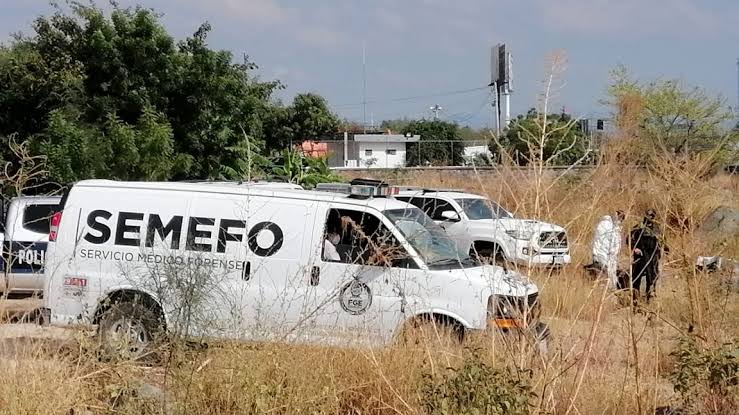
<box><xmin>97</xmin><ymin>301</ymin><xmax>164</xmax><ymax>363</ymax></box>
<box><xmin>397</xmin><ymin>315</ymin><xmax>464</xmax><ymax>349</ymax></box>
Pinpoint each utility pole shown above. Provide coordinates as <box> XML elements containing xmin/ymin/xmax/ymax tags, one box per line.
<box><xmin>430</xmin><ymin>104</ymin><xmax>443</xmax><ymax>120</ymax></box>
<box><xmin>502</xmin><ymin>82</ymin><xmax>511</xmax><ymax>127</ymax></box>
<box><xmin>362</xmin><ymin>42</ymin><xmax>367</xmax><ymax>133</ymax></box>
<box><xmin>736</xmin><ymin>57</ymin><xmax>739</xmax><ymax>119</ymax></box>
<box><xmin>492</xmin><ymin>82</ymin><xmax>500</xmax><ymax>137</ymax></box>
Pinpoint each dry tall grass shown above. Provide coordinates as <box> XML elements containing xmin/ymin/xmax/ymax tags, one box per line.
<box><xmin>1</xmin><ymin>163</ymin><xmax>737</xmax><ymax>414</ymax></box>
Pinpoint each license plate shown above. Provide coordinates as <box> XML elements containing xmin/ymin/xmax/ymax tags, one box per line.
<box><xmin>553</xmin><ymin>256</ymin><xmax>565</xmax><ymax>265</ymax></box>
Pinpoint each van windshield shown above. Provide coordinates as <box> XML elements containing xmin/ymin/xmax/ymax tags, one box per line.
<box><xmin>384</xmin><ymin>208</ymin><xmax>477</xmax><ymax>269</ymax></box>
<box><xmin>456</xmin><ymin>198</ymin><xmax>512</xmax><ymax>220</ymax></box>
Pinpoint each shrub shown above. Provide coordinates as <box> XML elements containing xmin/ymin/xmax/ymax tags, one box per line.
<box><xmin>420</xmin><ymin>352</ymin><xmax>534</xmax><ymax>415</ymax></box>
<box><xmin>669</xmin><ymin>335</ymin><xmax>739</xmax><ymax>414</ymax></box>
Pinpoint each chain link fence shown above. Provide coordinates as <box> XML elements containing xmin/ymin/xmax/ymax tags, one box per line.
<box><xmin>314</xmin><ymin>140</ymin><xmax>495</xmax><ymax>168</ymax></box>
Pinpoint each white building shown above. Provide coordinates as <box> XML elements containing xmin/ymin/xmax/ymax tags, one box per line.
<box><xmin>353</xmin><ymin>134</ymin><xmax>420</xmax><ymax>168</ymax></box>
<box><xmin>463</xmin><ymin>145</ymin><xmax>492</xmax><ymax>164</ymax></box>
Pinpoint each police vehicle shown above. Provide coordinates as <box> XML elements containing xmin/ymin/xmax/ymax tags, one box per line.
<box><xmin>42</xmin><ymin>180</ymin><xmax>547</xmax><ymax>355</ymax></box>
<box><xmin>1</xmin><ymin>196</ymin><xmax>62</xmax><ymax>296</ymax></box>
<box><xmin>394</xmin><ymin>188</ymin><xmax>571</xmax><ymax>267</ymax></box>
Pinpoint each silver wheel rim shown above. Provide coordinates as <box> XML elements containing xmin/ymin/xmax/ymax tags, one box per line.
<box><xmin>108</xmin><ymin>317</ymin><xmax>150</xmax><ymax>355</ymax></box>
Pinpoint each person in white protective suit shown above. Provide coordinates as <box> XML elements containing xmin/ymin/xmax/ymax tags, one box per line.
<box><xmin>591</xmin><ymin>210</ymin><xmax>625</xmax><ymax>288</ymax></box>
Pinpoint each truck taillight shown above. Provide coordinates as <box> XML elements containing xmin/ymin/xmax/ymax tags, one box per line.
<box><xmin>49</xmin><ymin>211</ymin><xmax>62</xmax><ymax>242</ymax></box>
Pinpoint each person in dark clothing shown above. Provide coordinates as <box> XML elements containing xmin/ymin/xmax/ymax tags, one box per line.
<box><xmin>628</xmin><ymin>209</ymin><xmax>667</xmax><ymax>304</ymax></box>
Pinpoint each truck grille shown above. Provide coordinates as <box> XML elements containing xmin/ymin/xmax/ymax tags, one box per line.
<box><xmin>539</xmin><ymin>231</ymin><xmax>568</xmax><ymax>249</ymax></box>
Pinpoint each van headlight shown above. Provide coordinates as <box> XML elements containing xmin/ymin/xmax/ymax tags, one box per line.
<box><xmin>487</xmin><ymin>293</ymin><xmax>540</xmax><ymax>329</ymax></box>
<box><xmin>505</xmin><ymin>229</ymin><xmax>534</xmax><ymax>240</ymax></box>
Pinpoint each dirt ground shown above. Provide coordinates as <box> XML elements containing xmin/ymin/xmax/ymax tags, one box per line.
<box><xmin>0</xmin><ymin>298</ymin><xmax>73</xmax><ymax>358</ymax></box>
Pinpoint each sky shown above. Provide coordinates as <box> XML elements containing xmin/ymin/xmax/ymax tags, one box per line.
<box><xmin>2</xmin><ymin>0</ymin><xmax>738</xmax><ymax>128</ymax></box>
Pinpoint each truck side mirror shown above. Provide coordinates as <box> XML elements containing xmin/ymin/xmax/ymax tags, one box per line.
<box><xmin>440</xmin><ymin>210</ymin><xmax>460</xmax><ymax>222</ymax></box>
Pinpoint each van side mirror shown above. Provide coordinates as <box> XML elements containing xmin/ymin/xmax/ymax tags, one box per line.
<box><xmin>440</xmin><ymin>210</ymin><xmax>460</xmax><ymax>222</ymax></box>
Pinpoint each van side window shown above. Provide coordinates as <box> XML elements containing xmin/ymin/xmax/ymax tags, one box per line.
<box><xmin>396</xmin><ymin>197</ymin><xmax>424</xmax><ymax>210</ymax></box>
<box><xmin>323</xmin><ymin>208</ymin><xmax>417</xmax><ymax>269</ymax></box>
<box><xmin>22</xmin><ymin>204</ymin><xmax>61</xmax><ymax>234</ymax></box>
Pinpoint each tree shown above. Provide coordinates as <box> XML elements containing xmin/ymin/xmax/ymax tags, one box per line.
<box><xmin>607</xmin><ymin>66</ymin><xmax>735</xmax><ymax>159</ymax></box>
<box><xmin>493</xmin><ymin>108</ymin><xmax>589</xmax><ymax>166</ymax></box>
<box><xmin>262</xmin><ymin>93</ymin><xmax>339</xmax><ymax>151</ymax></box>
<box><xmin>288</xmin><ymin>93</ymin><xmax>339</xmax><ymax>142</ymax></box>
<box><xmin>267</xmin><ymin>148</ymin><xmax>342</xmax><ymax>189</ymax></box>
<box><xmin>0</xmin><ymin>3</ymin><xmax>284</xmax><ymax>183</ymax></box>
<box><xmin>458</xmin><ymin>126</ymin><xmax>490</xmax><ymax>143</ymax></box>
<box><xmin>379</xmin><ymin>118</ymin><xmax>412</xmax><ymax>134</ymax></box>
<box><xmin>402</xmin><ymin>119</ymin><xmax>465</xmax><ymax>166</ymax></box>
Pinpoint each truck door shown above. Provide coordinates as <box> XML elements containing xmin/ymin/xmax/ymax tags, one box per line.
<box><xmin>304</xmin><ymin>205</ymin><xmax>411</xmax><ymax>346</ymax></box>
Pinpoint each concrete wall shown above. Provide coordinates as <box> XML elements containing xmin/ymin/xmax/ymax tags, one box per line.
<box><xmin>358</xmin><ymin>142</ymin><xmax>407</xmax><ymax>168</ymax></box>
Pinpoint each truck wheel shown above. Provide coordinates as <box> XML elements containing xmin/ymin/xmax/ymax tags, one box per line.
<box><xmin>471</xmin><ymin>245</ymin><xmax>507</xmax><ymax>267</ymax></box>
<box><xmin>97</xmin><ymin>301</ymin><xmax>164</xmax><ymax>362</ymax></box>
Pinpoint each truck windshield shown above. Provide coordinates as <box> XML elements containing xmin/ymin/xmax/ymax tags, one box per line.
<box><xmin>456</xmin><ymin>198</ymin><xmax>512</xmax><ymax>220</ymax></box>
<box><xmin>384</xmin><ymin>207</ymin><xmax>477</xmax><ymax>269</ymax></box>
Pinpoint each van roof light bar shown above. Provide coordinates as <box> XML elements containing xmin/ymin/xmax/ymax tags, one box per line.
<box><xmin>349</xmin><ymin>178</ymin><xmax>386</xmax><ymax>187</ymax></box>
<box><xmin>315</xmin><ymin>182</ymin><xmax>398</xmax><ymax>199</ymax></box>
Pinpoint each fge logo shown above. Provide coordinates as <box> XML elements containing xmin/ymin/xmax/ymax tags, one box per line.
<box><xmin>83</xmin><ymin>210</ymin><xmax>284</xmax><ymax>257</ymax></box>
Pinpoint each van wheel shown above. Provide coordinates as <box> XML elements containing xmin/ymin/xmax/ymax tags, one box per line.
<box><xmin>398</xmin><ymin>316</ymin><xmax>464</xmax><ymax>349</ymax></box>
<box><xmin>97</xmin><ymin>301</ymin><xmax>164</xmax><ymax>362</ymax></box>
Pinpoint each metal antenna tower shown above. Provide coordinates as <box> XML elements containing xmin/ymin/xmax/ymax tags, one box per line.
<box><xmin>430</xmin><ymin>104</ymin><xmax>443</xmax><ymax>120</ymax></box>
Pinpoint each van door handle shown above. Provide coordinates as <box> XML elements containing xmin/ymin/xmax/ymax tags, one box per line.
<box><xmin>310</xmin><ymin>266</ymin><xmax>320</xmax><ymax>286</ymax></box>
<box><xmin>242</xmin><ymin>261</ymin><xmax>251</xmax><ymax>281</ymax></box>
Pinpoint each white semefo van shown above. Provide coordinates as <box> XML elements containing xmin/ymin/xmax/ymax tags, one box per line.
<box><xmin>395</xmin><ymin>188</ymin><xmax>571</xmax><ymax>267</ymax></box>
<box><xmin>1</xmin><ymin>195</ymin><xmax>62</xmax><ymax>295</ymax></box>
<box><xmin>43</xmin><ymin>180</ymin><xmax>547</xmax><ymax>353</ymax></box>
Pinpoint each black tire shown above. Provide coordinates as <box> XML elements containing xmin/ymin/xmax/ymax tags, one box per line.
<box><xmin>97</xmin><ymin>300</ymin><xmax>165</xmax><ymax>362</ymax></box>
<box><xmin>397</xmin><ymin>316</ymin><xmax>464</xmax><ymax>348</ymax></box>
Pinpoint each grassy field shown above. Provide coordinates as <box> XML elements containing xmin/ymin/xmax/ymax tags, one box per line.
<box><xmin>1</xmin><ymin>164</ymin><xmax>737</xmax><ymax>414</ymax></box>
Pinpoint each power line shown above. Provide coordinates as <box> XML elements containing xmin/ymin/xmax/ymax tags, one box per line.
<box><xmin>444</xmin><ymin>91</ymin><xmax>493</xmax><ymax>124</ymax></box>
<box><xmin>330</xmin><ymin>86</ymin><xmax>488</xmax><ymax>109</ymax></box>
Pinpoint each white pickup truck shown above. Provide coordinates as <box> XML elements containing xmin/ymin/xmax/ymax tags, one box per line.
<box><xmin>1</xmin><ymin>195</ymin><xmax>62</xmax><ymax>296</ymax></box>
<box><xmin>396</xmin><ymin>188</ymin><xmax>570</xmax><ymax>267</ymax></box>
